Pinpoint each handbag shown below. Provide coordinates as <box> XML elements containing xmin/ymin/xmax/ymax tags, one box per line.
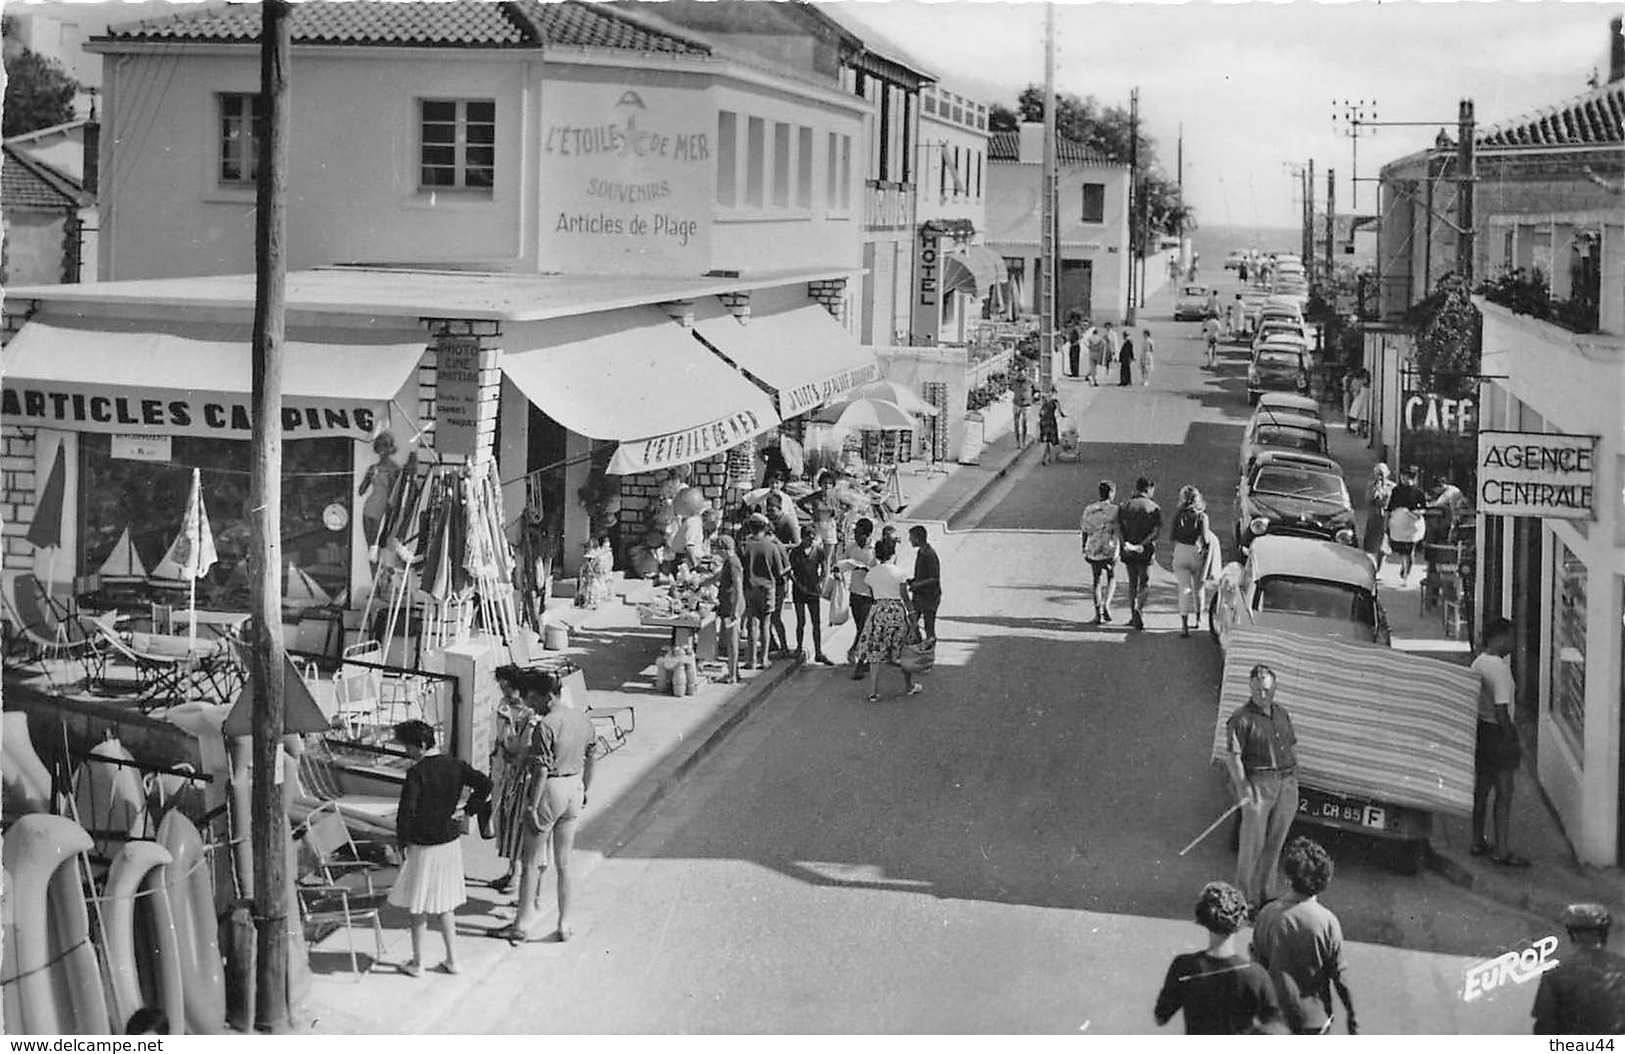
<box><xmin>898</xmin><ymin>633</ymin><xmax>935</xmax><ymax>675</ymax></box>
<box><xmin>827</xmin><ymin>575</ymin><xmax>851</xmax><ymax>626</ymax></box>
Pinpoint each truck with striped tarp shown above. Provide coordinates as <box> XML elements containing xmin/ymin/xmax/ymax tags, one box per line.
<box><xmin>1209</xmin><ymin>626</ymin><xmax>1480</xmax><ymax>872</ymax></box>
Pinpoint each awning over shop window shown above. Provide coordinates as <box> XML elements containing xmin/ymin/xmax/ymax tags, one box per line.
<box><xmin>500</xmin><ymin>307</ymin><xmax>780</xmax><ymax>476</ymax></box>
<box><xmin>0</xmin><ymin>322</ymin><xmax>426</xmax><ymax>440</ymax></box>
<box><xmin>693</xmin><ymin>300</ymin><xmax>879</xmax><ymax>419</ymax></box>
<box><xmin>941</xmin><ymin>246</ymin><xmax>1005</xmax><ymax>299</ymax></box>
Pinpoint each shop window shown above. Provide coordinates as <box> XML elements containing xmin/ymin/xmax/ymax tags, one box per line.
<box><xmin>716</xmin><ymin>111</ymin><xmax>738</xmax><ymax>207</ymax></box>
<box><xmin>826</xmin><ymin>131</ymin><xmax>838</xmax><ymax>209</ymax></box>
<box><xmin>419</xmin><ymin>99</ymin><xmax>495</xmax><ymax>190</ymax></box>
<box><xmin>1082</xmin><ymin>182</ymin><xmax>1106</xmax><ymax>224</ymax></box>
<box><xmin>773</xmin><ymin>122</ymin><xmax>791</xmax><ymax>208</ymax></box>
<box><xmin>78</xmin><ymin>435</ymin><xmax>354</xmax><ymax>613</ymax></box>
<box><xmin>796</xmin><ymin>126</ymin><xmax>813</xmax><ymax>209</ymax></box>
<box><xmin>746</xmin><ymin>117</ymin><xmax>765</xmax><ymax>207</ymax></box>
<box><xmin>840</xmin><ymin>135</ymin><xmax>852</xmax><ymax>211</ymax></box>
<box><xmin>975</xmin><ymin>152</ymin><xmax>983</xmax><ymax>199</ymax></box>
<box><xmin>1551</xmin><ymin>541</ymin><xmax>1587</xmax><ymax>749</ymax></box>
<box><xmin>218</xmin><ymin>93</ymin><xmax>263</xmax><ymax>186</ymax></box>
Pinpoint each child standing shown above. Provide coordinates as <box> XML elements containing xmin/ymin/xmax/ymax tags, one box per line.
<box><xmin>390</xmin><ymin>720</ymin><xmax>491</xmax><ymax>976</ymax></box>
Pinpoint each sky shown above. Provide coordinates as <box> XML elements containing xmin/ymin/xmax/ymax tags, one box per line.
<box><xmin>836</xmin><ymin>0</ymin><xmax>1618</xmax><ymax>231</ymax></box>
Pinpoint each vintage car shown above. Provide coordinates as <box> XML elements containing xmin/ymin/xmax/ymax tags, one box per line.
<box><xmin>1209</xmin><ymin>535</ymin><xmax>1389</xmax><ymax>649</ymax></box>
<box><xmin>1238</xmin><ymin>413</ymin><xmax>1329</xmax><ymax>474</ymax></box>
<box><xmin>1224</xmin><ymin>249</ymin><xmax>1249</xmax><ymax>271</ymax></box>
<box><xmin>1247</xmin><ymin>345</ymin><xmax>1311</xmax><ymax>404</ymax></box>
<box><xmin>1234</xmin><ymin>451</ymin><xmax>1355</xmax><ymax>552</ymax></box>
<box><xmin>1251</xmin><ymin>322</ymin><xmax>1309</xmax><ymax>356</ymax></box>
<box><xmin>1253</xmin><ymin>392</ymin><xmax>1323</xmax><ymax>422</ymax></box>
<box><xmin>1174</xmin><ymin>284</ymin><xmax>1215</xmax><ymax>321</ymax></box>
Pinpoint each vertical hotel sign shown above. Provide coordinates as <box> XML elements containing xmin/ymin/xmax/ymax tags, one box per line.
<box><xmin>912</xmin><ymin>224</ymin><xmax>942</xmax><ymax>345</ymax></box>
<box><xmin>539</xmin><ymin>81</ymin><xmax>713</xmax><ymax>274</ymax></box>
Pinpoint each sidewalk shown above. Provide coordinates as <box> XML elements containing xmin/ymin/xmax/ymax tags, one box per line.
<box><xmin>1317</xmin><ymin>375</ymin><xmax>1622</xmax><ymax>923</ymax></box>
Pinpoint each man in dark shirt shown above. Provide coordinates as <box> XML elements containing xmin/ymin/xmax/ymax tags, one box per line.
<box><xmin>1532</xmin><ymin>904</ymin><xmax>1625</xmax><ymax>1035</ymax></box>
<box><xmin>741</xmin><ymin>516</ymin><xmax>789</xmax><ymax>669</ymax></box>
<box><xmin>1251</xmin><ymin>837</ymin><xmax>1358</xmax><ymax>1034</ymax></box>
<box><xmin>1116</xmin><ymin>477</ymin><xmax>1163</xmax><ymax>630</ymax></box>
<box><xmin>1155</xmin><ymin>881</ymin><xmax>1284</xmax><ymax>1034</ymax></box>
<box><xmin>1224</xmin><ymin>664</ymin><xmax>1300</xmax><ymax>912</ymax></box>
<box><xmin>789</xmin><ymin>526</ymin><xmax>832</xmax><ymax>665</ymax></box>
<box><xmin>907</xmin><ymin>525</ymin><xmax>942</xmax><ymax>641</ymax></box>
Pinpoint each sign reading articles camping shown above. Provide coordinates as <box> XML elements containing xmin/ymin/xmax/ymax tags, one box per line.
<box><xmin>1476</xmin><ymin>430</ymin><xmax>1598</xmax><ymax>519</ymax></box>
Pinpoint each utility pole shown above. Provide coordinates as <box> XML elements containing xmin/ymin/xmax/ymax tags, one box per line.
<box><xmin>1126</xmin><ymin>87</ymin><xmax>1138</xmax><ymax>324</ymax></box>
<box><xmin>1325</xmin><ymin>167</ymin><xmax>1336</xmax><ymax>285</ymax></box>
<box><xmin>1456</xmin><ymin>98</ymin><xmax>1475</xmax><ymax>281</ymax></box>
<box><xmin>250</xmin><ymin>0</ymin><xmax>291</xmax><ymax>1031</ymax></box>
<box><xmin>1039</xmin><ymin>2</ymin><xmax>1057</xmax><ymax>389</ymax></box>
<box><xmin>1304</xmin><ymin>160</ymin><xmax>1314</xmax><ymax>267</ymax></box>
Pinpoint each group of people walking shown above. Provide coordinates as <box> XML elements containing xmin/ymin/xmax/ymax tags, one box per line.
<box><xmin>1079</xmin><ymin>478</ymin><xmax>1221</xmax><ymax>634</ymax></box>
<box><xmin>1061</xmin><ymin>317</ymin><xmax>1155</xmax><ymax>388</ymax></box>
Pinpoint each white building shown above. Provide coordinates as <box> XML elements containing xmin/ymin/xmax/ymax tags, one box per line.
<box><xmin>910</xmin><ymin>82</ymin><xmax>997</xmax><ymax>346</ymax></box>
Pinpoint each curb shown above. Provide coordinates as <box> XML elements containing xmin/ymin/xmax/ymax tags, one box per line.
<box><xmin>935</xmin><ymin>442</ymin><xmax>1034</xmax><ymax>530</ymax></box>
<box><xmin>1425</xmin><ymin>849</ymin><xmax>1620</xmax><ymax>922</ymax></box>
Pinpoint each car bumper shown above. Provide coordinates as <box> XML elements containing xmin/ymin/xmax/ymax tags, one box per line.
<box><xmin>1297</xmin><ymin>784</ymin><xmax>1432</xmax><ymax>842</ymax></box>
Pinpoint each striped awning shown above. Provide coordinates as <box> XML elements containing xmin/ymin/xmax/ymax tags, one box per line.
<box><xmin>1208</xmin><ymin>627</ymin><xmax>1478</xmax><ymax>815</ymax></box>
<box><xmin>941</xmin><ymin>245</ymin><xmax>1005</xmax><ymax>298</ymax></box>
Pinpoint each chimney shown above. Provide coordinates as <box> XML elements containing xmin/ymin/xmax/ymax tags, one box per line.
<box><xmin>1610</xmin><ymin>15</ymin><xmax>1623</xmax><ymax>84</ymax></box>
<box><xmin>1018</xmin><ymin>122</ymin><xmax>1043</xmax><ymax>164</ymax></box>
<box><xmin>83</xmin><ymin>91</ymin><xmax>99</xmax><ymax>197</ymax></box>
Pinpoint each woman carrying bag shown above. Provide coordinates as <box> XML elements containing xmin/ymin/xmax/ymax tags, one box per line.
<box><xmin>851</xmin><ymin>536</ymin><xmax>923</xmax><ymax>702</ymax></box>
<box><xmin>1170</xmin><ymin>485</ymin><xmax>1212</xmax><ymax>638</ymax></box>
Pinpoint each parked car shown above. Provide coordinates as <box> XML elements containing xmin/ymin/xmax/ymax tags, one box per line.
<box><xmin>1209</xmin><ymin>534</ymin><xmax>1390</xmax><ymax>649</ymax></box>
<box><xmin>1224</xmin><ymin>249</ymin><xmax>1248</xmax><ymax>271</ymax></box>
<box><xmin>1247</xmin><ymin>346</ymin><xmax>1312</xmax><ymax>405</ymax></box>
<box><xmin>1235</xmin><ymin>451</ymin><xmax>1355</xmax><ymax>552</ymax></box>
<box><xmin>1253</xmin><ymin>392</ymin><xmax>1323</xmax><ymax>422</ymax></box>
<box><xmin>1252</xmin><ymin>321</ymin><xmax>1308</xmax><ymax>354</ymax></box>
<box><xmin>1239</xmin><ymin>414</ymin><xmax>1329</xmax><ymax>474</ymax></box>
<box><xmin>1174</xmin><ymin>284</ymin><xmax>1214</xmax><ymax>321</ymax></box>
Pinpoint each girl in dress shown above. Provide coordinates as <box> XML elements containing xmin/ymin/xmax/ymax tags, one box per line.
<box><xmin>852</xmin><ymin>536</ymin><xmax>922</xmax><ymax>702</ymax></box>
<box><xmin>488</xmin><ymin>665</ymin><xmax>540</xmax><ymax>894</ymax></box>
<box><xmin>389</xmin><ymin>720</ymin><xmax>490</xmax><ymax>976</ymax></box>
<box><xmin>843</xmin><ymin>518</ymin><xmax>877</xmax><ymax>678</ymax></box>
<box><xmin>1362</xmin><ymin>463</ymin><xmax>1394</xmax><ymax>576</ymax></box>
<box><xmin>1385</xmin><ymin>465</ymin><xmax>1428</xmax><ymax>583</ymax></box>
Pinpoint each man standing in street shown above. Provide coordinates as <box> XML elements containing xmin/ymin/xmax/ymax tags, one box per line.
<box><xmin>1080</xmin><ymin>480</ymin><xmax>1122</xmax><ymax>624</ymax></box>
<box><xmin>1471</xmin><ymin>618</ymin><xmax>1529</xmax><ymax>867</ymax></box>
<box><xmin>1103</xmin><ymin>321</ymin><xmax>1120</xmax><ymax>369</ymax></box>
<box><xmin>1011</xmin><ymin>358</ymin><xmax>1034</xmax><ymax>447</ymax></box>
<box><xmin>1532</xmin><ymin>903</ymin><xmax>1625</xmax><ymax>1035</ymax></box>
<box><xmin>1065</xmin><ymin>313</ymin><xmax>1083</xmax><ymax>379</ymax></box>
<box><xmin>907</xmin><ymin>525</ymin><xmax>942</xmax><ymax>642</ymax></box>
<box><xmin>1251</xmin><ymin>837</ymin><xmax>1358</xmax><ymax>1035</ymax></box>
<box><xmin>1224</xmin><ymin>663</ymin><xmax>1300</xmax><ymax>912</ymax></box>
<box><xmin>1116</xmin><ymin>477</ymin><xmax>1162</xmax><ymax>630</ymax></box>
<box><xmin>1085</xmin><ymin>323</ymin><xmax>1108</xmax><ymax>386</ymax></box>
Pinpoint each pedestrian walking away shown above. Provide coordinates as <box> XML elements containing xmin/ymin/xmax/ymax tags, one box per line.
<box><xmin>1251</xmin><ymin>837</ymin><xmax>1359</xmax><ymax>1035</ymax></box>
<box><xmin>1169</xmin><ymin>485</ymin><xmax>1211</xmax><ymax>638</ymax></box>
<box><xmin>1229</xmin><ymin>294</ymin><xmax>1245</xmax><ymax>339</ymax></box>
<box><xmin>1117</xmin><ymin>334</ymin><xmax>1136</xmax><ymax>386</ymax></box>
<box><xmin>1203</xmin><ymin>315</ymin><xmax>1220</xmax><ymax>368</ymax></box>
<box><xmin>1362</xmin><ymin>462</ymin><xmax>1394</xmax><ymax>577</ymax></box>
<box><xmin>1531</xmin><ymin>903</ymin><xmax>1625</xmax><ymax>1035</ymax></box>
<box><xmin>502</xmin><ymin>668</ymin><xmax>596</xmax><ymax>944</ymax></box>
<box><xmin>842</xmin><ymin>517</ymin><xmax>877</xmax><ymax>679</ymax></box>
<box><xmin>1116</xmin><ymin>477</ymin><xmax>1163</xmax><ymax>629</ymax></box>
<box><xmin>1038</xmin><ymin>387</ymin><xmax>1066</xmax><ymax>465</ymax></box>
<box><xmin>852</xmin><ymin>536</ymin><xmax>922</xmax><ymax>701</ymax></box>
<box><xmin>1140</xmin><ymin>328</ymin><xmax>1154</xmax><ymax>385</ymax></box>
<box><xmin>1384</xmin><ymin>465</ymin><xmax>1427</xmax><ymax>583</ymax></box>
<box><xmin>1224</xmin><ymin>664</ymin><xmax>1301</xmax><ymax>912</ymax></box>
<box><xmin>1011</xmin><ymin>358</ymin><xmax>1034</xmax><ymax>447</ymax></box>
<box><xmin>1079</xmin><ymin>480</ymin><xmax>1122</xmax><ymax>624</ymax></box>
<box><xmin>1066</xmin><ymin>312</ymin><xmax>1083</xmax><ymax>378</ymax></box>
<box><xmin>390</xmin><ymin>719</ymin><xmax>491</xmax><ymax>976</ymax></box>
<box><xmin>907</xmin><ymin>525</ymin><xmax>942</xmax><ymax>641</ymax></box>
<box><xmin>1471</xmin><ymin>618</ymin><xmax>1529</xmax><ymax>867</ymax></box>
<box><xmin>1103</xmin><ymin>321</ymin><xmax>1120</xmax><ymax>367</ymax></box>
<box><xmin>1154</xmin><ymin>881</ymin><xmax>1284</xmax><ymax>1035</ymax></box>
<box><xmin>1085</xmin><ymin>323</ymin><xmax>1108</xmax><ymax>386</ymax></box>
<box><xmin>789</xmin><ymin>526</ymin><xmax>833</xmax><ymax>664</ymax></box>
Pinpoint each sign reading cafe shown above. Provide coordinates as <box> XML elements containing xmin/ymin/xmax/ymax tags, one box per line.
<box><xmin>1476</xmin><ymin>430</ymin><xmax>1598</xmax><ymax>519</ymax></box>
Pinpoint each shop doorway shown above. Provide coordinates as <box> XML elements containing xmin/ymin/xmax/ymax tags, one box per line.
<box><xmin>1060</xmin><ymin>259</ymin><xmax>1092</xmax><ymax>322</ymax></box>
<box><xmin>1480</xmin><ymin>515</ymin><xmax>1505</xmax><ymax>623</ymax></box>
<box><xmin>1511</xmin><ymin>516</ymin><xmax>1543</xmax><ymax>748</ymax></box>
<box><xmin>525</xmin><ymin>404</ymin><xmax>569</xmax><ymax>569</ymax></box>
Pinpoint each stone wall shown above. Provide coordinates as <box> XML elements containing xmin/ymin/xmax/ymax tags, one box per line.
<box><xmin>616</xmin><ymin>452</ymin><xmax>733</xmax><ymax>543</ymax></box>
<box><xmin>1</xmin><ymin>427</ymin><xmax>39</xmax><ymax>572</ymax></box>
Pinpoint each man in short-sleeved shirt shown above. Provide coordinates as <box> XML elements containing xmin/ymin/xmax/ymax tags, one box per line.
<box><xmin>1116</xmin><ymin>477</ymin><xmax>1163</xmax><ymax>630</ymax></box>
<box><xmin>1470</xmin><ymin>618</ymin><xmax>1526</xmax><ymax>865</ymax></box>
<box><xmin>1011</xmin><ymin>362</ymin><xmax>1034</xmax><ymax>447</ymax></box>
<box><xmin>1080</xmin><ymin>481</ymin><xmax>1122</xmax><ymax>624</ymax></box>
<box><xmin>1224</xmin><ymin>664</ymin><xmax>1300</xmax><ymax>909</ymax></box>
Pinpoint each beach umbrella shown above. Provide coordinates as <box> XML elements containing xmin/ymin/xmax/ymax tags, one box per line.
<box><xmin>157</xmin><ymin>468</ymin><xmax>218</xmax><ymax>647</ymax></box>
<box><xmin>813</xmin><ymin>397</ymin><xmax>918</xmax><ymax>432</ymax></box>
<box><xmin>26</xmin><ymin>444</ymin><xmax>68</xmax><ymax>610</ymax></box>
<box><xmin>849</xmin><ymin>380</ymin><xmax>940</xmax><ymax>417</ymax></box>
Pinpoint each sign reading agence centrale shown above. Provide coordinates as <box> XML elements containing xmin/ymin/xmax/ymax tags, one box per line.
<box><xmin>1475</xmin><ymin>429</ymin><xmax>1599</xmax><ymax>519</ymax></box>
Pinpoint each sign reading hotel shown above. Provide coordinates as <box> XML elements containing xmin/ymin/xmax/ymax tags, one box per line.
<box><xmin>1476</xmin><ymin>430</ymin><xmax>1598</xmax><ymax>519</ymax></box>
<box><xmin>912</xmin><ymin>226</ymin><xmax>942</xmax><ymax>344</ymax></box>
<box><xmin>539</xmin><ymin>82</ymin><xmax>713</xmax><ymax>273</ymax></box>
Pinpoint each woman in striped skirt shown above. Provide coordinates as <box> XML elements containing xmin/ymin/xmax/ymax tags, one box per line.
<box><xmin>488</xmin><ymin>665</ymin><xmax>541</xmax><ymax>893</ymax></box>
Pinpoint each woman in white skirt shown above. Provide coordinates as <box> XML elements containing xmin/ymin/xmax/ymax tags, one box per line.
<box><xmin>390</xmin><ymin>719</ymin><xmax>491</xmax><ymax>976</ymax></box>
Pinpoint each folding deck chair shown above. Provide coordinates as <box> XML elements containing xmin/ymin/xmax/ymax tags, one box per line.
<box><xmin>1</xmin><ymin>571</ymin><xmax>94</xmax><ymax>688</ymax></box>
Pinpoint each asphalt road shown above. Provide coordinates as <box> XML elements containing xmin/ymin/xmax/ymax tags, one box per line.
<box><xmin>452</xmin><ymin>278</ymin><xmax>1554</xmax><ymax>1034</ymax></box>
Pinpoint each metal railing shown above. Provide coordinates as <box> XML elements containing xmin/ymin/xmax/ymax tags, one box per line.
<box><xmin>863</xmin><ymin>180</ymin><xmax>916</xmax><ymax>231</ymax></box>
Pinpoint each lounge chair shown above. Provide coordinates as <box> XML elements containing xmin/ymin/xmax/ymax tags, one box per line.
<box><xmin>1</xmin><ymin>571</ymin><xmax>93</xmax><ymax>688</ymax></box>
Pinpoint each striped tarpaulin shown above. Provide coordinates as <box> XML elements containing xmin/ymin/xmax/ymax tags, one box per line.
<box><xmin>1208</xmin><ymin>627</ymin><xmax>1478</xmax><ymax>815</ymax></box>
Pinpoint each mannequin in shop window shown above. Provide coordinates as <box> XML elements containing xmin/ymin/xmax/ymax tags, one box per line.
<box><xmin>358</xmin><ymin>432</ymin><xmax>402</xmax><ymax>552</ymax></box>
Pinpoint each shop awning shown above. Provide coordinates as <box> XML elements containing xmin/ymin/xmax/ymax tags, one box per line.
<box><xmin>0</xmin><ymin>322</ymin><xmax>426</xmax><ymax>441</ymax></box>
<box><xmin>941</xmin><ymin>246</ymin><xmax>1005</xmax><ymax>299</ymax></box>
<box><xmin>693</xmin><ymin>300</ymin><xmax>880</xmax><ymax>419</ymax></box>
<box><xmin>500</xmin><ymin>307</ymin><xmax>780</xmax><ymax>476</ymax></box>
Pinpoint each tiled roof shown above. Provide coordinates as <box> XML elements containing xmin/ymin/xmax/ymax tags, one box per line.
<box><xmin>1479</xmin><ymin>82</ymin><xmax>1624</xmax><ymax>148</ymax></box>
<box><xmin>99</xmin><ymin>0</ymin><xmax>711</xmax><ymax>54</ymax></box>
<box><xmin>2</xmin><ymin>146</ymin><xmax>83</xmax><ymax>211</ymax></box>
<box><xmin>987</xmin><ymin>130</ymin><xmax>1111</xmax><ymax>165</ymax></box>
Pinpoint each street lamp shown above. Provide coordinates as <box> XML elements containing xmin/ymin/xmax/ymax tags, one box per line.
<box><xmin>1332</xmin><ymin>98</ymin><xmax>1377</xmax><ymax>211</ymax></box>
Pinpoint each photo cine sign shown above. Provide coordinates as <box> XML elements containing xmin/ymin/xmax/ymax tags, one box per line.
<box><xmin>1476</xmin><ymin>430</ymin><xmax>1599</xmax><ymax>519</ymax></box>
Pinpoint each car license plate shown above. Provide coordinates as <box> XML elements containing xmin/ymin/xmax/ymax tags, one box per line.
<box><xmin>1298</xmin><ymin>790</ymin><xmax>1387</xmax><ymax>829</ymax></box>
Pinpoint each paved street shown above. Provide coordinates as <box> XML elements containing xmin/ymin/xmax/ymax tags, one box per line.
<box><xmin>436</xmin><ymin>279</ymin><xmax>1554</xmax><ymax>1034</ymax></box>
